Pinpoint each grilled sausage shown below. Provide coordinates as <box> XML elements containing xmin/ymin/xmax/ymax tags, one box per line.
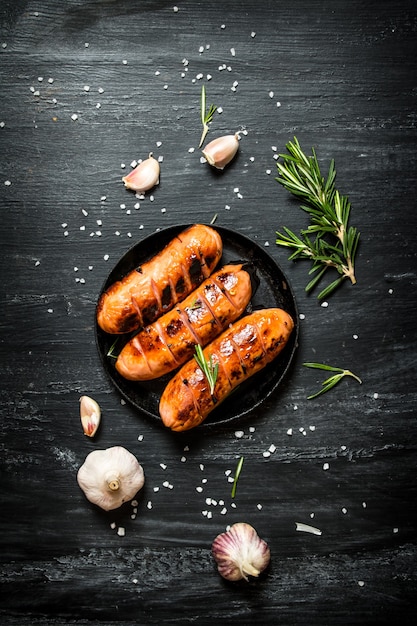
<box><xmin>159</xmin><ymin>308</ymin><xmax>294</xmax><ymax>431</ymax></box>
<box><xmin>97</xmin><ymin>224</ymin><xmax>223</xmax><ymax>334</ymax></box>
<box><xmin>115</xmin><ymin>263</ymin><xmax>255</xmax><ymax>381</ymax></box>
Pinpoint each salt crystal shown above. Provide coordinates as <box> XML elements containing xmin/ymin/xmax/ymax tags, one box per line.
<box><xmin>196</xmin><ymin>486</ymin><xmax>203</xmax><ymax>493</ymax></box>
<box><xmin>323</xmin><ymin>462</ymin><xmax>329</xmax><ymax>470</ymax></box>
<box><xmin>321</xmin><ymin>301</ymin><xmax>329</xmax><ymax>308</ymax></box>
<box><xmin>83</xmin><ymin>85</ymin><xmax>90</xmax><ymax>92</ymax></box>
<box><xmin>234</xmin><ymin>430</ymin><xmax>244</xmax><ymax>438</ymax></box>
<box><xmin>393</xmin><ymin>527</ymin><xmax>399</xmax><ymax>533</ymax></box>
<box><xmin>358</xmin><ymin>580</ymin><xmax>365</xmax><ymax>587</ymax></box>
<box><xmin>103</xmin><ymin>254</ymin><xmax>109</xmax><ymax>261</ymax></box>
<box><xmin>269</xmin><ymin>91</ymin><xmax>274</xmax><ymax>98</ymax></box>
<box><xmin>257</xmin><ymin>504</ymin><xmax>262</xmax><ymax>510</ymax></box>
<box><xmin>251</xmin><ymin>31</ymin><xmax>256</xmax><ymax>38</ymax></box>
<box><xmin>353</xmin><ymin>334</ymin><xmax>358</xmax><ymax>340</ymax></box>
<box><xmin>117</xmin><ymin>527</ymin><xmax>125</xmax><ymax>537</ymax></box>
<box><xmin>147</xmin><ymin>501</ymin><xmax>152</xmax><ymax>509</ymax></box>
<box><xmin>262</xmin><ymin>451</ymin><xmax>271</xmax><ymax>458</ymax></box>
<box><xmin>110</xmin><ymin>522</ymin><xmax>116</xmax><ymax>529</ymax></box>
<box><xmin>287</xmin><ymin>428</ymin><xmax>293</xmax><ymax>436</ymax></box>
<box><xmin>137</xmin><ymin>434</ymin><xmax>144</xmax><ymax>441</ymax></box>
<box><xmin>230</xmin><ymin>47</ymin><xmax>236</xmax><ymax>56</ymax></box>
<box><xmin>180</xmin><ymin>456</ymin><xmax>186</xmax><ymax>463</ymax></box>
<box><xmin>71</xmin><ymin>113</ymin><xmax>78</xmax><ymax>121</ymax></box>
<box><xmin>269</xmin><ymin>444</ymin><xmax>276</xmax><ymax>453</ymax></box>
<box><xmin>160</xmin><ymin>463</ymin><xmax>167</xmax><ymax>470</ymax></box>
<box><xmin>341</xmin><ymin>507</ymin><xmax>348</xmax><ymax>514</ymax></box>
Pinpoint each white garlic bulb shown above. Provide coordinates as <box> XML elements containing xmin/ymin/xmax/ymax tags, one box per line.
<box><xmin>79</xmin><ymin>395</ymin><xmax>101</xmax><ymax>437</ymax></box>
<box><xmin>77</xmin><ymin>446</ymin><xmax>145</xmax><ymax>511</ymax></box>
<box><xmin>122</xmin><ymin>153</ymin><xmax>160</xmax><ymax>192</ymax></box>
<box><xmin>212</xmin><ymin>522</ymin><xmax>270</xmax><ymax>581</ymax></box>
<box><xmin>202</xmin><ymin>133</ymin><xmax>240</xmax><ymax>170</ymax></box>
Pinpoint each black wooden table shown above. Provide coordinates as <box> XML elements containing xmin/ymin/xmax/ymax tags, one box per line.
<box><xmin>1</xmin><ymin>1</ymin><xmax>416</xmax><ymax>624</ymax></box>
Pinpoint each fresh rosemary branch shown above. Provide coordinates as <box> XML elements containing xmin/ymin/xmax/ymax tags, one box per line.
<box><xmin>199</xmin><ymin>85</ymin><xmax>217</xmax><ymax>148</ymax></box>
<box><xmin>276</xmin><ymin>137</ymin><xmax>360</xmax><ymax>300</ymax></box>
<box><xmin>194</xmin><ymin>344</ymin><xmax>219</xmax><ymax>395</ymax></box>
<box><xmin>231</xmin><ymin>456</ymin><xmax>244</xmax><ymax>498</ymax></box>
<box><xmin>303</xmin><ymin>362</ymin><xmax>362</xmax><ymax>399</ymax></box>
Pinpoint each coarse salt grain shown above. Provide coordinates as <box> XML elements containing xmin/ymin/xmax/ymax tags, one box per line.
<box><xmin>358</xmin><ymin>580</ymin><xmax>365</xmax><ymax>587</ymax></box>
<box><xmin>234</xmin><ymin>430</ymin><xmax>244</xmax><ymax>438</ymax></box>
<box><xmin>196</xmin><ymin>486</ymin><xmax>203</xmax><ymax>493</ymax></box>
<box><xmin>323</xmin><ymin>462</ymin><xmax>329</xmax><ymax>470</ymax></box>
<box><xmin>257</xmin><ymin>504</ymin><xmax>262</xmax><ymax>510</ymax></box>
<box><xmin>71</xmin><ymin>114</ymin><xmax>78</xmax><ymax>121</ymax></box>
<box><xmin>341</xmin><ymin>507</ymin><xmax>348</xmax><ymax>514</ymax></box>
<box><xmin>287</xmin><ymin>428</ymin><xmax>293</xmax><ymax>436</ymax></box>
<box><xmin>117</xmin><ymin>527</ymin><xmax>125</xmax><ymax>537</ymax></box>
<box><xmin>321</xmin><ymin>301</ymin><xmax>329</xmax><ymax>308</ymax></box>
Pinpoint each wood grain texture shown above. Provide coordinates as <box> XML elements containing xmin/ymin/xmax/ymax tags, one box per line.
<box><xmin>1</xmin><ymin>0</ymin><xmax>417</xmax><ymax>624</ymax></box>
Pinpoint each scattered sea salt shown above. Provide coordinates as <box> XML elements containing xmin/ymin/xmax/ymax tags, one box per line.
<box><xmin>117</xmin><ymin>527</ymin><xmax>126</xmax><ymax>537</ymax></box>
<box><xmin>323</xmin><ymin>462</ymin><xmax>329</xmax><ymax>470</ymax></box>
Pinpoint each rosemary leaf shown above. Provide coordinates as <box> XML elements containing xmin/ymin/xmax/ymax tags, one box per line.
<box><xmin>231</xmin><ymin>456</ymin><xmax>244</xmax><ymax>499</ymax></box>
<box><xmin>199</xmin><ymin>85</ymin><xmax>217</xmax><ymax>148</ymax></box>
<box><xmin>303</xmin><ymin>362</ymin><xmax>362</xmax><ymax>399</ymax></box>
<box><xmin>275</xmin><ymin>137</ymin><xmax>360</xmax><ymax>299</ymax></box>
<box><xmin>194</xmin><ymin>344</ymin><xmax>218</xmax><ymax>395</ymax></box>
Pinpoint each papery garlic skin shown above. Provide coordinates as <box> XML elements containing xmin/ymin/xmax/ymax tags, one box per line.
<box><xmin>122</xmin><ymin>154</ymin><xmax>160</xmax><ymax>192</ymax></box>
<box><xmin>202</xmin><ymin>133</ymin><xmax>240</xmax><ymax>170</ymax></box>
<box><xmin>77</xmin><ymin>446</ymin><xmax>145</xmax><ymax>511</ymax></box>
<box><xmin>79</xmin><ymin>395</ymin><xmax>101</xmax><ymax>437</ymax></box>
<box><xmin>212</xmin><ymin>522</ymin><xmax>270</xmax><ymax>582</ymax></box>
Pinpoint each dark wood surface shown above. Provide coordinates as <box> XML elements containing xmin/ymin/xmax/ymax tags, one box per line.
<box><xmin>1</xmin><ymin>1</ymin><xmax>416</xmax><ymax>624</ymax></box>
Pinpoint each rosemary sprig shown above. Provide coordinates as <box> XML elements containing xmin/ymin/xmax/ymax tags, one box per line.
<box><xmin>275</xmin><ymin>137</ymin><xmax>360</xmax><ymax>300</ymax></box>
<box><xmin>107</xmin><ymin>337</ymin><xmax>120</xmax><ymax>359</ymax></box>
<box><xmin>198</xmin><ymin>85</ymin><xmax>217</xmax><ymax>148</ymax></box>
<box><xmin>231</xmin><ymin>456</ymin><xmax>244</xmax><ymax>499</ymax></box>
<box><xmin>303</xmin><ymin>362</ymin><xmax>362</xmax><ymax>399</ymax></box>
<box><xmin>194</xmin><ymin>344</ymin><xmax>219</xmax><ymax>395</ymax></box>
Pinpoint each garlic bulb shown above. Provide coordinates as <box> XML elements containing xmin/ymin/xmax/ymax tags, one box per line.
<box><xmin>79</xmin><ymin>395</ymin><xmax>101</xmax><ymax>437</ymax></box>
<box><xmin>202</xmin><ymin>133</ymin><xmax>240</xmax><ymax>170</ymax></box>
<box><xmin>122</xmin><ymin>153</ymin><xmax>160</xmax><ymax>192</ymax></box>
<box><xmin>212</xmin><ymin>522</ymin><xmax>270</xmax><ymax>582</ymax></box>
<box><xmin>77</xmin><ymin>446</ymin><xmax>145</xmax><ymax>511</ymax></box>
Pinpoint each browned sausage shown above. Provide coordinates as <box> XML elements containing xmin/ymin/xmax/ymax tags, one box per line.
<box><xmin>159</xmin><ymin>308</ymin><xmax>294</xmax><ymax>431</ymax></box>
<box><xmin>97</xmin><ymin>224</ymin><xmax>223</xmax><ymax>334</ymax></box>
<box><xmin>115</xmin><ymin>263</ymin><xmax>255</xmax><ymax>381</ymax></box>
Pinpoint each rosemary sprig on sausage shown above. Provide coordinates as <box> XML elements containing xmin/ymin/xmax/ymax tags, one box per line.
<box><xmin>194</xmin><ymin>344</ymin><xmax>219</xmax><ymax>395</ymax></box>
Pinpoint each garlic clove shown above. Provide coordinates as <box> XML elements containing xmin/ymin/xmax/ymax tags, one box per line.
<box><xmin>79</xmin><ymin>395</ymin><xmax>101</xmax><ymax>437</ymax></box>
<box><xmin>202</xmin><ymin>133</ymin><xmax>240</xmax><ymax>170</ymax></box>
<box><xmin>212</xmin><ymin>522</ymin><xmax>270</xmax><ymax>582</ymax></box>
<box><xmin>77</xmin><ymin>446</ymin><xmax>145</xmax><ymax>511</ymax></box>
<box><xmin>122</xmin><ymin>153</ymin><xmax>160</xmax><ymax>192</ymax></box>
